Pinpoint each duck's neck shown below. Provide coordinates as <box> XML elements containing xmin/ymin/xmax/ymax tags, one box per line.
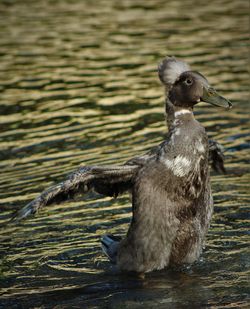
<box><xmin>165</xmin><ymin>98</ymin><xmax>193</xmax><ymax>130</ymax></box>
<box><xmin>165</xmin><ymin>98</ymin><xmax>175</xmax><ymax>130</ymax></box>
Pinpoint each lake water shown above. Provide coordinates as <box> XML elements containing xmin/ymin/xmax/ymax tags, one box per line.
<box><xmin>0</xmin><ymin>0</ymin><xmax>249</xmax><ymax>308</ymax></box>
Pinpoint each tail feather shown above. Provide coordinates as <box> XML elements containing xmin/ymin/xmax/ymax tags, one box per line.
<box><xmin>101</xmin><ymin>234</ymin><xmax>121</xmax><ymax>264</ymax></box>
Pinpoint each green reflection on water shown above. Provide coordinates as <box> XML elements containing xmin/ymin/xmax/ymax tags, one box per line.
<box><xmin>0</xmin><ymin>0</ymin><xmax>249</xmax><ymax>307</ymax></box>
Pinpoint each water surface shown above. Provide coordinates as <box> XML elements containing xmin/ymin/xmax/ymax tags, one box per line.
<box><xmin>0</xmin><ymin>0</ymin><xmax>249</xmax><ymax>308</ymax></box>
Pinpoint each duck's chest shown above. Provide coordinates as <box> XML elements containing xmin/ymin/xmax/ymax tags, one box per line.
<box><xmin>161</xmin><ymin>123</ymin><xmax>208</xmax><ymax>176</ymax></box>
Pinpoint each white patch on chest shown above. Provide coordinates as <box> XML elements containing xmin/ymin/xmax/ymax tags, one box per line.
<box><xmin>164</xmin><ymin>155</ymin><xmax>192</xmax><ymax>177</ymax></box>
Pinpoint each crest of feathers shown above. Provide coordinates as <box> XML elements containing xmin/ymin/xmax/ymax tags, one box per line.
<box><xmin>158</xmin><ymin>56</ymin><xmax>190</xmax><ymax>89</ymax></box>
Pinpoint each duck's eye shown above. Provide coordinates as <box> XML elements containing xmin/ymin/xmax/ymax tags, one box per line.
<box><xmin>185</xmin><ymin>79</ymin><xmax>193</xmax><ymax>85</ymax></box>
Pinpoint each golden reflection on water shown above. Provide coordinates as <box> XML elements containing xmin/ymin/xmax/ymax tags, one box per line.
<box><xmin>0</xmin><ymin>0</ymin><xmax>249</xmax><ymax>307</ymax></box>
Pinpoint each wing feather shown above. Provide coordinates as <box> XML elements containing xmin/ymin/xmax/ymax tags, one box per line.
<box><xmin>12</xmin><ymin>165</ymin><xmax>138</xmax><ymax>221</ymax></box>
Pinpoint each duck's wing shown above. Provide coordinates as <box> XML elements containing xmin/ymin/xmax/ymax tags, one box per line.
<box><xmin>12</xmin><ymin>144</ymin><xmax>162</xmax><ymax>222</ymax></box>
<box><xmin>12</xmin><ymin>145</ymin><xmax>161</xmax><ymax>222</ymax></box>
<box><xmin>208</xmin><ymin>139</ymin><xmax>226</xmax><ymax>174</ymax></box>
<box><xmin>12</xmin><ymin>165</ymin><xmax>139</xmax><ymax>222</ymax></box>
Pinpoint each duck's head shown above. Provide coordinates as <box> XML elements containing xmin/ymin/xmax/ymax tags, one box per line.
<box><xmin>158</xmin><ymin>56</ymin><xmax>232</xmax><ymax>109</ymax></box>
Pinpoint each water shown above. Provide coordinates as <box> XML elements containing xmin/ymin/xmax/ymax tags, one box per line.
<box><xmin>0</xmin><ymin>0</ymin><xmax>249</xmax><ymax>307</ymax></box>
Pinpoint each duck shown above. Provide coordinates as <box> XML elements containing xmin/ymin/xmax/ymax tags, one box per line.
<box><xmin>13</xmin><ymin>57</ymin><xmax>231</xmax><ymax>275</ymax></box>
<box><xmin>101</xmin><ymin>57</ymin><xmax>231</xmax><ymax>273</ymax></box>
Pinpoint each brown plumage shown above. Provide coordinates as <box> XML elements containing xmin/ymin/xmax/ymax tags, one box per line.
<box><xmin>102</xmin><ymin>57</ymin><xmax>231</xmax><ymax>273</ymax></box>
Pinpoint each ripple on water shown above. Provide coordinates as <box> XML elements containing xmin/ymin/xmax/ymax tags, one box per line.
<box><xmin>0</xmin><ymin>0</ymin><xmax>249</xmax><ymax>307</ymax></box>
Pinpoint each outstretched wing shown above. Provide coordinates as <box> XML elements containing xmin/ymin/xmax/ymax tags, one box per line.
<box><xmin>13</xmin><ymin>165</ymin><xmax>138</xmax><ymax>222</ymax></box>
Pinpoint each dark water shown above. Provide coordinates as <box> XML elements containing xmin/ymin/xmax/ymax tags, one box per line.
<box><xmin>0</xmin><ymin>0</ymin><xmax>249</xmax><ymax>308</ymax></box>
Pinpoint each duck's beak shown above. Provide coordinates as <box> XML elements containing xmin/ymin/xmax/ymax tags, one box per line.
<box><xmin>201</xmin><ymin>86</ymin><xmax>232</xmax><ymax>109</ymax></box>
